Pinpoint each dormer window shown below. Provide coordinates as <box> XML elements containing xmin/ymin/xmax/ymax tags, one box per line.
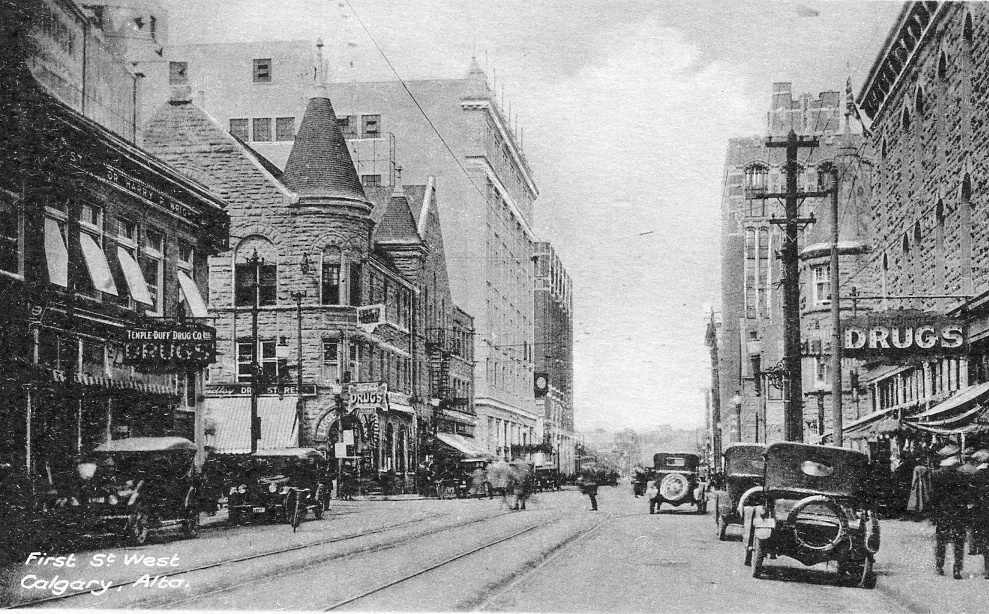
<box><xmin>253</xmin><ymin>58</ymin><xmax>272</xmax><ymax>83</ymax></box>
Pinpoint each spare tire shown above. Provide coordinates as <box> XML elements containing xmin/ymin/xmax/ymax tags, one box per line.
<box><xmin>786</xmin><ymin>495</ymin><xmax>849</xmax><ymax>553</ymax></box>
<box><xmin>659</xmin><ymin>473</ymin><xmax>689</xmax><ymax>502</ymax></box>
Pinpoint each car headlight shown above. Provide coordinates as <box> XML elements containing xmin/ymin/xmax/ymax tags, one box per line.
<box><xmin>238</xmin><ymin>484</ymin><xmax>247</xmax><ymax>494</ymax></box>
<box><xmin>108</xmin><ymin>495</ymin><xmax>119</xmax><ymax>506</ymax></box>
<box><xmin>268</xmin><ymin>484</ymin><xmax>278</xmax><ymax>493</ymax></box>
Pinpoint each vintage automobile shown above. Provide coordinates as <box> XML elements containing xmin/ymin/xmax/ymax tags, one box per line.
<box><xmin>225</xmin><ymin>448</ymin><xmax>330</xmax><ymax>529</ymax></box>
<box><xmin>651</xmin><ymin>452</ymin><xmax>706</xmax><ymax>514</ymax></box>
<box><xmin>58</xmin><ymin>436</ymin><xmax>201</xmax><ymax>546</ymax></box>
<box><xmin>454</xmin><ymin>458</ymin><xmax>491</xmax><ymax>498</ymax></box>
<box><xmin>743</xmin><ymin>442</ymin><xmax>880</xmax><ymax>588</ymax></box>
<box><xmin>713</xmin><ymin>443</ymin><xmax>766</xmax><ymax>541</ymax></box>
<box><xmin>534</xmin><ymin>466</ymin><xmax>563</xmax><ymax>493</ymax></box>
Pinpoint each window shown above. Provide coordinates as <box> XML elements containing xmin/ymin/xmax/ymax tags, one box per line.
<box><xmin>45</xmin><ymin>203</ymin><xmax>68</xmax><ymax>287</ymax></box>
<box><xmin>77</xmin><ymin>203</ymin><xmax>114</xmax><ymax>298</ymax></box>
<box><xmin>744</xmin><ymin>165</ymin><xmax>769</xmax><ymax>190</ymax></box>
<box><xmin>322</xmin><ymin>248</ymin><xmax>341</xmax><ymax>305</ymax></box>
<box><xmin>234</xmin><ymin>237</ymin><xmax>277</xmax><ymax>307</ymax></box>
<box><xmin>229</xmin><ymin>119</ymin><xmax>249</xmax><ymax>140</ymax></box>
<box><xmin>349</xmin><ymin>262</ymin><xmax>362</xmax><ymax>306</ymax></box>
<box><xmin>116</xmin><ymin>218</ymin><xmax>139</xmax><ymax>309</ymax></box>
<box><xmin>253</xmin><ymin>118</ymin><xmax>272</xmax><ymax>142</ymax></box>
<box><xmin>142</xmin><ymin>228</ymin><xmax>164</xmax><ymax>313</ymax></box>
<box><xmin>253</xmin><ymin>58</ymin><xmax>272</xmax><ymax>83</ymax></box>
<box><xmin>178</xmin><ymin>241</ymin><xmax>194</xmax><ymax>271</ymax></box>
<box><xmin>0</xmin><ymin>189</ymin><xmax>23</xmax><ymax>277</ymax></box>
<box><xmin>361</xmin><ymin>175</ymin><xmax>381</xmax><ymax>187</ymax></box>
<box><xmin>322</xmin><ymin>341</ymin><xmax>339</xmax><ymax>384</ymax></box>
<box><xmin>338</xmin><ymin>115</ymin><xmax>359</xmax><ymax>138</ymax></box>
<box><xmin>915</xmin><ymin>86</ymin><xmax>925</xmax><ymax>115</ymax></box>
<box><xmin>817</xmin><ymin>163</ymin><xmax>833</xmax><ymax>192</ymax></box>
<box><xmin>169</xmin><ymin>61</ymin><xmax>188</xmax><ymax>85</ymax></box>
<box><xmin>815</xmin><ymin>357</ymin><xmax>830</xmax><ymax>387</ymax></box>
<box><xmin>812</xmin><ymin>265</ymin><xmax>831</xmax><ymax>306</ymax></box>
<box><xmin>236</xmin><ymin>340</ymin><xmax>279</xmax><ymax>383</ymax></box>
<box><xmin>361</xmin><ymin>114</ymin><xmax>380</xmax><ymax>138</ymax></box>
<box><xmin>275</xmin><ymin>117</ymin><xmax>295</xmax><ymax>141</ymax></box>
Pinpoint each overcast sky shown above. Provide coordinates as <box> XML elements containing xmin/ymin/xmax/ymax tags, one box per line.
<box><xmin>161</xmin><ymin>0</ymin><xmax>904</xmax><ymax>432</ymax></box>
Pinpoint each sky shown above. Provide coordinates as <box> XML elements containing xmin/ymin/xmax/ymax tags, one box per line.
<box><xmin>160</xmin><ymin>0</ymin><xmax>904</xmax><ymax>432</ymax></box>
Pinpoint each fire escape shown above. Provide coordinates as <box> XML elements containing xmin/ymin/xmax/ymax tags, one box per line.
<box><xmin>426</xmin><ymin>327</ymin><xmax>452</xmax><ymax>406</ymax></box>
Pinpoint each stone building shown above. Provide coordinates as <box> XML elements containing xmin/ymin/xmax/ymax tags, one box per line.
<box><xmin>718</xmin><ymin>82</ymin><xmax>867</xmax><ymax>445</ymax></box>
<box><xmin>137</xmin><ymin>40</ymin><xmax>540</xmax><ymax>459</ymax></box>
<box><xmin>533</xmin><ymin>242</ymin><xmax>577</xmax><ymax>475</ymax></box>
<box><xmin>844</xmin><ymin>2</ymin><xmax>989</xmax><ymax>448</ymax></box>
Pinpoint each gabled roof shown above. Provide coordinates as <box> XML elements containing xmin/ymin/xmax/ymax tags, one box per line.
<box><xmin>365</xmin><ymin>185</ymin><xmax>426</xmax><ymax>244</ymax></box>
<box><xmin>281</xmin><ymin>95</ymin><xmax>367</xmax><ymax>202</ymax></box>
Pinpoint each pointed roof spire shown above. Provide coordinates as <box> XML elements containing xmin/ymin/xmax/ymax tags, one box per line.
<box><xmin>392</xmin><ymin>165</ymin><xmax>404</xmax><ymax>197</ymax></box>
<box><xmin>464</xmin><ymin>56</ymin><xmax>489</xmax><ymax>98</ymax></box>
<box><xmin>281</xmin><ymin>40</ymin><xmax>369</xmax><ymax>208</ymax></box>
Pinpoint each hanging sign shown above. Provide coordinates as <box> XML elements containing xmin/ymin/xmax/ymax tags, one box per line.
<box><xmin>122</xmin><ymin>323</ymin><xmax>216</xmax><ymax>368</ymax></box>
<box><xmin>841</xmin><ymin>310</ymin><xmax>966</xmax><ymax>361</ymax></box>
<box><xmin>347</xmin><ymin>382</ymin><xmax>388</xmax><ymax>413</ymax></box>
<box><xmin>356</xmin><ymin>305</ymin><xmax>385</xmax><ymax>332</ymax></box>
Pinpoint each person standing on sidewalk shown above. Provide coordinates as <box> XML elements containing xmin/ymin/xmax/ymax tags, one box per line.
<box><xmin>931</xmin><ymin>448</ymin><xmax>969</xmax><ymax>579</ymax></box>
<box><xmin>968</xmin><ymin>449</ymin><xmax>989</xmax><ymax>577</ymax></box>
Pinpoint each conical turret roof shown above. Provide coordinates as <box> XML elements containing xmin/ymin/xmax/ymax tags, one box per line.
<box><xmin>282</xmin><ymin>94</ymin><xmax>368</xmax><ymax>203</ymax></box>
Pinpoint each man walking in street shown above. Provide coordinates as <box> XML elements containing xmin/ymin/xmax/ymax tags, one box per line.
<box><xmin>931</xmin><ymin>446</ymin><xmax>970</xmax><ymax>579</ymax></box>
<box><xmin>577</xmin><ymin>470</ymin><xmax>598</xmax><ymax>511</ymax></box>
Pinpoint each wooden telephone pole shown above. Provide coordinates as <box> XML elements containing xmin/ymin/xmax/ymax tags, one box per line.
<box><xmin>754</xmin><ymin>129</ymin><xmax>832</xmax><ymax>442</ymax></box>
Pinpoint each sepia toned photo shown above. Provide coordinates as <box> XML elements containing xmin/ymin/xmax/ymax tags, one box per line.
<box><xmin>2</xmin><ymin>0</ymin><xmax>988</xmax><ymax>611</ymax></box>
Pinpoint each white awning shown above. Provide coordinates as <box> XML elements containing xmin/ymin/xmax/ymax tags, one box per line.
<box><xmin>44</xmin><ymin>217</ymin><xmax>68</xmax><ymax>287</ymax></box>
<box><xmin>177</xmin><ymin>270</ymin><xmax>209</xmax><ymax>317</ymax></box>
<box><xmin>79</xmin><ymin>233</ymin><xmax>117</xmax><ymax>295</ymax></box>
<box><xmin>116</xmin><ymin>246</ymin><xmax>153</xmax><ymax>305</ymax></box>
<box><xmin>436</xmin><ymin>432</ymin><xmax>489</xmax><ymax>457</ymax></box>
<box><xmin>908</xmin><ymin>381</ymin><xmax>989</xmax><ymax>421</ymax></box>
<box><xmin>204</xmin><ymin>396</ymin><xmax>299</xmax><ymax>453</ymax></box>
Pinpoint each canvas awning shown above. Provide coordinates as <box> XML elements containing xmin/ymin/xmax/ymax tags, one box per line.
<box><xmin>908</xmin><ymin>381</ymin><xmax>989</xmax><ymax>421</ymax></box>
<box><xmin>79</xmin><ymin>232</ymin><xmax>118</xmax><ymax>295</ymax></box>
<box><xmin>177</xmin><ymin>270</ymin><xmax>209</xmax><ymax>317</ymax></box>
<box><xmin>205</xmin><ymin>395</ymin><xmax>299</xmax><ymax>453</ymax></box>
<box><xmin>44</xmin><ymin>217</ymin><xmax>68</xmax><ymax>287</ymax></box>
<box><xmin>903</xmin><ymin>381</ymin><xmax>989</xmax><ymax>435</ymax></box>
<box><xmin>436</xmin><ymin>432</ymin><xmax>489</xmax><ymax>458</ymax></box>
<box><xmin>116</xmin><ymin>246</ymin><xmax>153</xmax><ymax>305</ymax></box>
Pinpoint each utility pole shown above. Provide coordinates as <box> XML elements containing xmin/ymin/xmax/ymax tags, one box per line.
<box><xmin>756</xmin><ymin>129</ymin><xmax>825</xmax><ymax>442</ymax></box>
<box><xmin>291</xmin><ymin>291</ymin><xmax>306</xmax><ymax>447</ymax></box>
<box><xmin>248</xmin><ymin>250</ymin><xmax>262</xmax><ymax>454</ymax></box>
<box><xmin>829</xmin><ymin>167</ymin><xmax>843</xmax><ymax>447</ymax></box>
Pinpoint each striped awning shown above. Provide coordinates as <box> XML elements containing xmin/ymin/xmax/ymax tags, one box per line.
<box><xmin>204</xmin><ymin>395</ymin><xmax>299</xmax><ymax>453</ymax></box>
<box><xmin>904</xmin><ymin>381</ymin><xmax>989</xmax><ymax>435</ymax></box>
<box><xmin>40</xmin><ymin>368</ymin><xmax>176</xmax><ymax>396</ymax></box>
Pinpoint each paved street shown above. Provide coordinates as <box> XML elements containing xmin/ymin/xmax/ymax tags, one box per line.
<box><xmin>4</xmin><ymin>485</ymin><xmax>989</xmax><ymax>612</ymax></box>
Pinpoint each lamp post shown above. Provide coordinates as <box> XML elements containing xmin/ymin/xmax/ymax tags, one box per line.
<box><xmin>807</xmin><ymin>380</ymin><xmax>829</xmax><ymax>440</ymax></box>
<box><xmin>746</xmin><ymin>339</ymin><xmax>763</xmax><ymax>442</ymax></box>
<box><xmin>290</xmin><ymin>291</ymin><xmax>306</xmax><ymax>446</ymax></box>
<box><xmin>247</xmin><ymin>249</ymin><xmax>263</xmax><ymax>454</ymax></box>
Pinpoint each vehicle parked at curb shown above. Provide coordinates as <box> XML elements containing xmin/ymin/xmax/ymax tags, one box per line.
<box><xmin>57</xmin><ymin>437</ymin><xmax>201</xmax><ymax>546</ymax></box>
<box><xmin>650</xmin><ymin>452</ymin><xmax>706</xmax><ymax>514</ymax></box>
<box><xmin>454</xmin><ymin>458</ymin><xmax>491</xmax><ymax>498</ymax></box>
<box><xmin>713</xmin><ymin>443</ymin><xmax>766</xmax><ymax>541</ymax></box>
<box><xmin>742</xmin><ymin>442</ymin><xmax>880</xmax><ymax>588</ymax></box>
<box><xmin>534</xmin><ymin>466</ymin><xmax>563</xmax><ymax>493</ymax></box>
<box><xmin>225</xmin><ymin>448</ymin><xmax>329</xmax><ymax>529</ymax></box>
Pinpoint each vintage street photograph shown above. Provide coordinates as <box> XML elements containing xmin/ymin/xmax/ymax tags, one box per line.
<box><xmin>2</xmin><ymin>0</ymin><xmax>989</xmax><ymax>611</ymax></box>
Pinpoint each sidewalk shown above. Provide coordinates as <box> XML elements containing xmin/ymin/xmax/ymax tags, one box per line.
<box><xmin>878</xmin><ymin>518</ymin><xmax>989</xmax><ymax>612</ymax></box>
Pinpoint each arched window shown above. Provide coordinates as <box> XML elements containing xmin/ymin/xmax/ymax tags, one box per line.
<box><xmin>902</xmin><ymin>233</ymin><xmax>910</xmax><ymax>255</ymax></box>
<box><xmin>913</xmin><ymin>220</ymin><xmax>922</xmax><ymax>245</ymax></box>
<box><xmin>744</xmin><ymin>164</ymin><xmax>769</xmax><ymax>190</ymax></box>
<box><xmin>234</xmin><ymin>236</ymin><xmax>277</xmax><ymax>306</ymax></box>
<box><xmin>321</xmin><ymin>245</ymin><xmax>342</xmax><ymax>305</ymax></box>
<box><xmin>962</xmin><ymin>173</ymin><xmax>973</xmax><ymax>203</ymax></box>
<box><xmin>938</xmin><ymin>50</ymin><xmax>948</xmax><ymax>80</ymax></box>
<box><xmin>902</xmin><ymin>107</ymin><xmax>912</xmax><ymax>131</ymax></box>
<box><xmin>817</xmin><ymin>162</ymin><xmax>834</xmax><ymax>192</ymax></box>
<box><xmin>915</xmin><ymin>86</ymin><xmax>925</xmax><ymax>115</ymax></box>
<box><xmin>964</xmin><ymin>13</ymin><xmax>974</xmax><ymax>46</ymax></box>
<box><xmin>881</xmin><ymin>137</ymin><xmax>887</xmax><ymax>159</ymax></box>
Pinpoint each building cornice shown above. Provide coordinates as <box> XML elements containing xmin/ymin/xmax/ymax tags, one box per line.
<box><xmin>460</xmin><ymin>97</ymin><xmax>538</xmax><ymax>198</ymax></box>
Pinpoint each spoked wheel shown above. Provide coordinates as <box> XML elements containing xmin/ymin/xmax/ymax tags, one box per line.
<box><xmin>844</xmin><ymin>554</ymin><xmax>877</xmax><ymax>589</ymax></box>
<box><xmin>128</xmin><ymin>504</ymin><xmax>149</xmax><ymax>546</ymax></box>
<box><xmin>752</xmin><ymin>537</ymin><xmax>766</xmax><ymax>578</ymax></box>
<box><xmin>314</xmin><ymin>486</ymin><xmax>325</xmax><ymax>520</ymax></box>
<box><xmin>289</xmin><ymin>491</ymin><xmax>304</xmax><ymax>531</ymax></box>
<box><xmin>182</xmin><ymin>508</ymin><xmax>200</xmax><ymax>538</ymax></box>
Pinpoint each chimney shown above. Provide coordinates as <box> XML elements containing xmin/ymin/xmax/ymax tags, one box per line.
<box><xmin>169</xmin><ymin>85</ymin><xmax>192</xmax><ymax>105</ymax></box>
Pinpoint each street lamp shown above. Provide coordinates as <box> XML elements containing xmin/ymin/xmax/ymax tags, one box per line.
<box><xmin>290</xmin><ymin>291</ymin><xmax>306</xmax><ymax>446</ymax></box>
<box><xmin>246</xmin><ymin>249</ymin><xmax>263</xmax><ymax>454</ymax></box>
<box><xmin>808</xmin><ymin>379</ymin><xmax>829</xmax><ymax>440</ymax></box>
<box><xmin>746</xmin><ymin>339</ymin><xmax>764</xmax><ymax>442</ymax></box>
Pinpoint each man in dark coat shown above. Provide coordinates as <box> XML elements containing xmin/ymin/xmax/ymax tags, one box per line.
<box><xmin>931</xmin><ymin>455</ymin><xmax>971</xmax><ymax>579</ymax></box>
<box><xmin>577</xmin><ymin>470</ymin><xmax>598</xmax><ymax>511</ymax></box>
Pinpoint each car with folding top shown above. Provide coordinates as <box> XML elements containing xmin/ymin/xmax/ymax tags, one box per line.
<box><xmin>713</xmin><ymin>443</ymin><xmax>765</xmax><ymax>540</ymax></box>
<box><xmin>55</xmin><ymin>437</ymin><xmax>202</xmax><ymax>546</ymax></box>
<box><xmin>743</xmin><ymin>442</ymin><xmax>880</xmax><ymax>587</ymax></box>
<box><xmin>650</xmin><ymin>452</ymin><xmax>706</xmax><ymax>513</ymax></box>
<box><xmin>225</xmin><ymin>448</ymin><xmax>330</xmax><ymax>528</ymax></box>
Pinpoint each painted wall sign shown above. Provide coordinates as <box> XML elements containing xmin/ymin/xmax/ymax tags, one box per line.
<box><xmin>841</xmin><ymin>310</ymin><xmax>966</xmax><ymax>361</ymax></box>
<box><xmin>122</xmin><ymin>323</ymin><xmax>216</xmax><ymax>368</ymax></box>
<box><xmin>348</xmin><ymin>382</ymin><xmax>388</xmax><ymax>413</ymax></box>
<box><xmin>356</xmin><ymin>304</ymin><xmax>385</xmax><ymax>332</ymax></box>
<box><xmin>205</xmin><ymin>383</ymin><xmax>317</xmax><ymax>397</ymax></box>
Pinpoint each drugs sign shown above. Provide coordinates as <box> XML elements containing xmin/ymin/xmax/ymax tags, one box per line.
<box><xmin>841</xmin><ymin>310</ymin><xmax>965</xmax><ymax>361</ymax></box>
<box><xmin>122</xmin><ymin>324</ymin><xmax>216</xmax><ymax>368</ymax></box>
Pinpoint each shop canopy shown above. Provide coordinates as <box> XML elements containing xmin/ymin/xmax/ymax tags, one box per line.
<box><xmin>205</xmin><ymin>396</ymin><xmax>299</xmax><ymax>453</ymax></box>
<box><xmin>436</xmin><ymin>432</ymin><xmax>490</xmax><ymax>458</ymax></box>
<box><xmin>904</xmin><ymin>381</ymin><xmax>989</xmax><ymax>435</ymax></box>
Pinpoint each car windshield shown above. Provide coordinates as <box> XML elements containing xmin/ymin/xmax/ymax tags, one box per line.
<box><xmin>763</xmin><ymin>443</ymin><xmax>869</xmax><ymax>498</ymax></box>
<box><xmin>654</xmin><ymin>454</ymin><xmax>699</xmax><ymax>471</ymax></box>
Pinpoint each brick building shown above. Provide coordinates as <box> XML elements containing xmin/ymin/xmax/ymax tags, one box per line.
<box><xmin>533</xmin><ymin>242</ymin><xmax>577</xmax><ymax>475</ymax></box>
<box><xmin>137</xmin><ymin>41</ymin><xmax>540</xmax><ymax>459</ymax></box>
<box><xmin>718</xmin><ymin>83</ymin><xmax>868</xmax><ymax>445</ymax></box>
<box><xmin>842</xmin><ymin>3</ymin><xmax>989</xmax><ymax>449</ymax></box>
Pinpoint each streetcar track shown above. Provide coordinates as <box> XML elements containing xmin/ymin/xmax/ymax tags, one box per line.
<box><xmin>321</xmin><ymin>520</ymin><xmax>555</xmax><ymax>611</ymax></box>
<box><xmin>8</xmin><ymin>510</ymin><xmax>448</xmax><ymax>609</ymax></box>
<box><xmin>151</xmin><ymin>509</ymin><xmax>521</xmax><ymax>610</ymax></box>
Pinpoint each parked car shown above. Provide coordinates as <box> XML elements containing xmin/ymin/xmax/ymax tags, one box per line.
<box><xmin>713</xmin><ymin>443</ymin><xmax>766</xmax><ymax>541</ymax></box>
<box><xmin>651</xmin><ymin>452</ymin><xmax>706</xmax><ymax>514</ymax></box>
<box><xmin>454</xmin><ymin>458</ymin><xmax>490</xmax><ymax>498</ymax></box>
<box><xmin>743</xmin><ymin>442</ymin><xmax>880</xmax><ymax>588</ymax></box>
<box><xmin>57</xmin><ymin>436</ymin><xmax>201</xmax><ymax>546</ymax></box>
<box><xmin>534</xmin><ymin>466</ymin><xmax>563</xmax><ymax>492</ymax></box>
<box><xmin>225</xmin><ymin>448</ymin><xmax>330</xmax><ymax>529</ymax></box>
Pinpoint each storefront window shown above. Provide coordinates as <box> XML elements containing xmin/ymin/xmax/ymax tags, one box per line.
<box><xmin>0</xmin><ymin>188</ymin><xmax>23</xmax><ymax>277</ymax></box>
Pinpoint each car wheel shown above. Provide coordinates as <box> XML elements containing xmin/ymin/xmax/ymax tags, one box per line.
<box><xmin>752</xmin><ymin>537</ymin><xmax>766</xmax><ymax>578</ymax></box>
<box><xmin>128</xmin><ymin>504</ymin><xmax>149</xmax><ymax>546</ymax></box>
<box><xmin>718</xmin><ymin>516</ymin><xmax>728</xmax><ymax>541</ymax></box>
<box><xmin>288</xmin><ymin>491</ymin><xmax>304</xmax><ymax>530</ymax></box>
<box><xmin>860</xmin><ymin>555</ymin><xmax>876</xmax><ymax>589</ymax></box>
<box><xmin>182</xmin><ymin>507</ymin><xmax>200</xmax><ymax>539</ymax></box>
<box><xmin>314</xmin><ymin>486</ymin><xmax>325</xmax><ymax>520</ymax></box>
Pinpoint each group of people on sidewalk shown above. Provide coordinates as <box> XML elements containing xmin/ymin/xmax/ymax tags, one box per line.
<box><xmin>915</xmin><ymin>444</ymin><xmax>989</xmax><ymax>579</ymax></box>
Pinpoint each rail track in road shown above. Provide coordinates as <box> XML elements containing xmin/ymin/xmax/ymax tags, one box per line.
<box><xmin>10</xmin><ymin>508</ymin><xmax>511</xmax><ymax>609</ymax></box>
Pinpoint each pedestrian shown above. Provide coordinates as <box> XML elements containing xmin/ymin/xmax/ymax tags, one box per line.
<box><xmin>931</xmin><ymin>445</ymin><xmax>969</xmax><ymax>579</ymax></box>
<box><xmin>970</xmin><ymin>449</ymin><xmax>989</xmax><ymax>578</ymax></box>
<box><xmin>646</xmin><ymin>477</ymin><xmax>659</xmax><ymax>514</ymax></box>
<box><xmin>511</xmin><ymin>462</ymin><xmax>533</xmax><ymax>510</ymax></box>
<box><xmin>577</xmin><ymin>470</ymin><xmax>598</xmax><ymax>511</ymax></box>
<box><xmin>487</xmin><ymin>460</ymin><xmax>513</xmax><ymax>510</ymax></box>
<box><xmin>471</xmin><ymin>466</ymin><xmax>487</xmax><ymax>498</ymax></box>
